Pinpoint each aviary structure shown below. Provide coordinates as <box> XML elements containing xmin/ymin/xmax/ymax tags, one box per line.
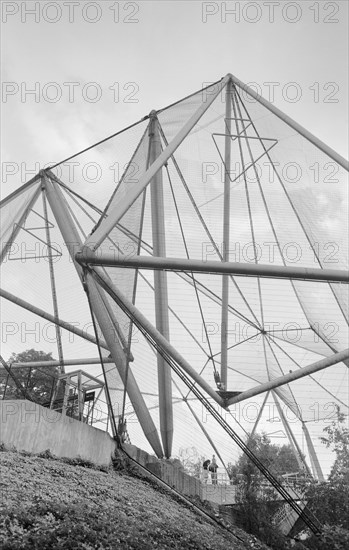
<box><xmin>1</xmin><ymin>75</ymin><xmax>348</xmax><ymax>500</ymax></box>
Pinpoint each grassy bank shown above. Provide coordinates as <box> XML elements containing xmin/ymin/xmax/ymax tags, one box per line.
<box><xmin>0</xmin><ymin>449</ymin><xmax>271</xmax><ymax>549</ymax></box>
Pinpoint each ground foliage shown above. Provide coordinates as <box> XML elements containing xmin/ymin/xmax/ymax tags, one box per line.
<box><xmin>0</xmin><ymin>449</ymin><xmax>271</xmax><ymax>550</ymax></box>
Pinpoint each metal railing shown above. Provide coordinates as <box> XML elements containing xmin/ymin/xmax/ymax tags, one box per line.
<box><xmin>0</xmin><ymin>365</ymin><xmax>111</xmax><ymax>431</ymax></box>
<box><xmin>200</xmin><ymin>469</ymin><xmax>232</xmax><ymax>485</ymax></box>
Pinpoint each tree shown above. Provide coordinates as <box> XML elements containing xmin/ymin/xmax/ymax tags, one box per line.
<box><xmin>226</xmin><ymin>433</ymin><xmax>306</xmax><ymax>548</ymax></box>
<box><xmin>304</xmin><ymin>407</ymin><xmax>349</xmax><ymax>533</ymax></box>
<box><xmin>227</xmin><ymin>433</ymin><xmax>303</xmax><ymax>487</ymax></box>
<box><xmin>283</xmin><ymin>408</ymin><xmax>349</xmax><ymax>550</ymax></box>
<box><xmin>320</xmin><ymin>405</ymin><xmax>349</xmax><ymax>482</ymax></box>
<box><xmin>0</xmin><ymin>349</ymin><xmax>59</xmax><ymax>405</ymax></box>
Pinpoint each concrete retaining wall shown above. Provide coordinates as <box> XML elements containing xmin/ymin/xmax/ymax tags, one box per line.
<box><xmin>122</xmin><ymin>443</ymin><xmax>159</xmax><ymax>467</ymax></box>
<box><xmin>123</xmin><ymin>443</ymin><xmax>235</xmax><ymax>503</ymax></box>
<box><xmin>145</xmin><ymin>461</ymin><xmax>202</xmax><ymax>497</ymax></box>
<box><xmin>201</xmin><ymin>484</ymin><xmax>236</xmax><ymax>505</ymax></box>
<box><xmin>123</xmin><ymin>443</ymin><xmax>201</xmax><ymax>498</ymax></box>
<box><xmin>0</xmin><ymin>400</ymin><xmax>117</xmax><ymax>466</ymax></box>
<box><xmin>0</xmin><ymin>400</ymin><xmax>236</xmax><ymax>505</ymax></box>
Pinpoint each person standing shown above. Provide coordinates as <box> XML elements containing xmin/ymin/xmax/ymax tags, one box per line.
<box><xmin>202</xmin><ymin>459</ymin><xmax>210</xmax><ymax>483</ymax></box>
<box><xmin>209</xmin><ymin>455</ymin><xmax>218</xmax><ymax>485</ymax></box>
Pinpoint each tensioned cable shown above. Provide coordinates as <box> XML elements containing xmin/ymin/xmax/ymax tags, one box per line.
<box><xmin>90</xmin><ymin>266</ymin><xmax>321</xmax><ymax>536</ymax></box>
<box><xmin>48</xmin><ymin>117</ymin><xmax>149</xmax><ymax>170</ymax></box>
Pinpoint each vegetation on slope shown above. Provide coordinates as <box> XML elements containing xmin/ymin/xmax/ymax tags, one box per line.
<box><xmin>0</xmin><ymin>449</ymin><xmax>270</xmax><ymax>550</ymax></box>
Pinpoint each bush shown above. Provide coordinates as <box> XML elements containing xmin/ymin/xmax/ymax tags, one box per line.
<box><xmin>0</xmin><ymin>502</ymin><xmax>109</xmax><ymax>549</ymax></box>
<box><xmin>305</xmin><ymin>479</ymin><xmax>349</xmax><ymax>531</ymax></box>
<box><xmin>304</xmin><ymin>525</ymin><xmax>349</xmax><ymax>550</ymax></box>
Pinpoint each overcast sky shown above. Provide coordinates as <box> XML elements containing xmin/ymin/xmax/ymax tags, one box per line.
<box><xmin>1</xmin><ymin>0</ymin><xmax>348</xmax><ymax>198</ymax></box>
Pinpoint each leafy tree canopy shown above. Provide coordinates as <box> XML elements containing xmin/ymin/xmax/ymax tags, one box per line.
<box><xmin>220</xmin><ymin>433</ymin><xmax>305</xmax><ymax>547</ymax></box>
<box><xmin>9</xmin><ymin>349</ymin><xmax>54</xmax><ymax>364</ymax></box>
<box><xmin>227</xmin><ymin>432</ymin><xmax>304</xmax><ymax>486</ymax></box>
<box><xmin>320</xmin><ymin>405</ymin><xmax>349</xmax><ymax>482</ymax></box>
<box><xmin>1</xmin><ymin>349</ymin><xmax>58</xmax><ymax>405</ymax></box>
